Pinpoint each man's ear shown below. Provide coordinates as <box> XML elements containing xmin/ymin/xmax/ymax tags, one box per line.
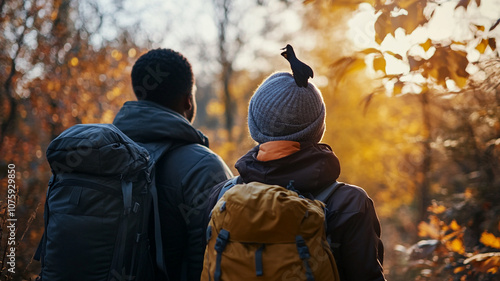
<box><xmin>184</xmin><ymin>94</ymin><xmax>193</xmax><ymax>111</ymax></box>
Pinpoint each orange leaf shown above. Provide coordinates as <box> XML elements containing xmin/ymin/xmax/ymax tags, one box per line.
<box><xmin>480</xmin><ymin>232</ymin><xmax>500</xmax><ymax>249</ymax></box>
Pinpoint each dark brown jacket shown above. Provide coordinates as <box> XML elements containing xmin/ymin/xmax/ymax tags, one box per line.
<box><xmin>204</xmin><ymin>142</ymin><xmax>386</xmax><ymax>281</ymax></box>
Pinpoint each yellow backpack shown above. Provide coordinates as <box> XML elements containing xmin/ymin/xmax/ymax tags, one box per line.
<box><xmin>202</xmin><ymin>180</ymin><xmax>340</xmax><ymax>281</ymax></box>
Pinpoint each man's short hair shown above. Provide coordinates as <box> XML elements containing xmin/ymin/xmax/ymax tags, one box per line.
<box><xmin>131</xmin><ymin>48</ymin><xmax>194</xmax><ymax>107</ymax></box>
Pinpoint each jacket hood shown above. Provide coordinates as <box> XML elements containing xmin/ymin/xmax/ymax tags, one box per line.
<box><xmin>235</xmin><ymin>142</ymin><xmax>341</xmax><ymax>194</ymax></box>
<box><xmin>113</xmin><ymin>100</ymin><xmax>209</xmax><ymax>146</ymax></box>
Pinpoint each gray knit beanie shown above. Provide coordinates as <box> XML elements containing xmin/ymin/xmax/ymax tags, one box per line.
<box><xmin>248</xmin><ymin>72</ymin><xmax>326</xmax><ymax>144</ymax></box>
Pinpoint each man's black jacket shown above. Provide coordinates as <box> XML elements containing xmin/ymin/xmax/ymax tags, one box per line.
<box><xmin>114</xmin><ymin>100</ymin><xmax>232</xmax><ymax>281</ymax></box>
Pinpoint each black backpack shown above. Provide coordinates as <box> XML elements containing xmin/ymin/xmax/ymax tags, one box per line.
<box><xmin>34</xmin><ymin>124</ymin><xmax>170</xmax><ymax>281</ymax></box>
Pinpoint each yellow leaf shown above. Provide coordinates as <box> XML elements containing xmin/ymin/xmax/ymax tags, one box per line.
<box><xmin>480</xmin><ymin>232</ymin><xmax>500</xmax><ymax>249</ymax></box>
<box><xmin>360</xmin><ymin>48</ymin><xmax>382</xmax><ymax>55</ymax></box>
<box><xmin>373</xmin><ymin>55</ymin><xmax>386</xmax><ymax>74</ymax></box>
<box><xmin>418</xmin><ymin>220</ymin><xmax>440</xmax><ymax>239</ymax></box>
<box><xmin>420</xmin><ymin>39</ymin><xmax>433</xmax><ymax>52</ymax></box>
<box><xmin>393</xmin><ymin>81</ymin><xmax>404</xmax><ymax>95</ymax></box>
<box><xmin>450</xmin><ymin>220</ymin><xmax>461</xmax><ymax>231</ymax></box>
<box><xmin>454</xmin><ymin>76</ymin><xmax>468</xmax><ymax>88</ymax></box>
<box><xmin>476</xmin><ymin>39</ymin><xmax>488</xmax><ymax>54</ymax></box>
<box><xmin>447</xmin><ymin>238</ymin><xmax>465</xmax><ymax>254</ymax></box>
<box><xmin>427</xmin><ymin>201</ymin><xmax>446</xmax><ymax>214</ymax></box>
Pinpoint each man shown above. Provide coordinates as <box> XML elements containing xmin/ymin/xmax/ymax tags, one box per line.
<box><xmin>205</xmin><ymin>72</ymin><xmax>386</xmax><ymax>281</ymax></box>
<box><xmin>113</xmin><ymin>48</ymin><xmax>233</xmax><ymax>281</ymax></box>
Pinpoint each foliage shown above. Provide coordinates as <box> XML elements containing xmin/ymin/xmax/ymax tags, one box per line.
<box><xmin>393</xmin><ymin>198</ymin><xmax>500</xmax><ymax>281</ymax></box>
<box><xmin>0</xmin><ymin>0</ymin><xmax>142</xmax><ymax>279</ymax></box>
<box><xmin>305</xmin><ymin>0</ymin><xmax>499</xmax><ymax>280</ymax></box>
<box><xmin>328</xmin><ymin>0</ymin><xmax>499</xmax><ymax>94</ymax></box>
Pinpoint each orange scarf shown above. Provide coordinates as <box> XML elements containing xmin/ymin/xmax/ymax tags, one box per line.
<box><xmin>256</xmin><ymin>141</ymin><xmax>301</xmax><ymax>162</ymax></box>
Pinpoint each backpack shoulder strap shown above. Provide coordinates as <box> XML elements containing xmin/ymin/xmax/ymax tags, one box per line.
<box><xmin>141</xmin><ymin>142</ymin><xmax>175</xmax><ymax>164</ymax></box>
<box><xmin>314</xmin><ymin>181</ymin><xmax>344</xmax><ymax>203</ymax></box>
<box><xmin>217</xmin><ymin>176</ymin><xmax>240</xmax><ymax>201</ymax></box>
<box><xmin>139</xmin><ymin>142</ymin><xmax>176</xmax><ymax>280</ymax></box>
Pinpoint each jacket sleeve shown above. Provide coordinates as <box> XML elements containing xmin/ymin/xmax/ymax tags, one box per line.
<box><xmin>328</xmin><ymin>194</ymin><xmax>386</xmax><ymax>281</ymax></box>
<box><xmin>180</xmin><ymin>153</ymin><xmax>233</xmax><ymax>280</ymax></box>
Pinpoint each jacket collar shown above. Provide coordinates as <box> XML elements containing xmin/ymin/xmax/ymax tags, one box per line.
<box><xmin>235</xmin><ymin>142</ymin><xmax>341</xmax><ymax>194</ymax></box>
<box><xmin>113</xmin><ymin>100</ymin><xmax>209</xmax><ymax>146</ymax></box>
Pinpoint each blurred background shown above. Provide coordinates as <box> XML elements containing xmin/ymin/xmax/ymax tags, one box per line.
<box><xmin>1</xmin><ymin>0</ymin><xmax>499</xmax><ymax>280</ymax></box>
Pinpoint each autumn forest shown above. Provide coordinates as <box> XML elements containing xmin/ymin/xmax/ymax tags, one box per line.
<box><xmin>1</xmin><ymin>0</ymin><xmax>499</xmax><ymax>280</ymax></box>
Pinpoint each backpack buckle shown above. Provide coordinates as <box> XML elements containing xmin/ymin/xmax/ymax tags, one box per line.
<box><xmin>215</xmin><ymin>229</ymin><xmax>230</xmax><ymax>253</ymax></box>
